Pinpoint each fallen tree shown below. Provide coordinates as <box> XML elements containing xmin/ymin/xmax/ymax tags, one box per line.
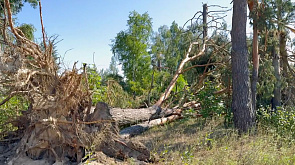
<box><xmin>0</xmin><ymin>0</ymin><xmax>152</xmax><ymax>164</ymax></box>
<box><xmin>110</xmin><ymin>106</ymin><xmax>183</xmax><ymax>127</ymax></box>
<box><xmin>113</xmin><ymin>9</ymin><xmax>232</xmax><ymax>139</ymax></box>
<box><xmin>106</xmin><ymin>41</ymin><xmax>207</xmax><ymax>139</ymax></box>
<box><xmin>0</xmin><ymin>2</ymin><xmax>232</xmax><ymax>164</ymax></box>
<box><xmin>120</xmin><ymin>113</ymin><xmax>182</xmax><ymax>139</ymax></box>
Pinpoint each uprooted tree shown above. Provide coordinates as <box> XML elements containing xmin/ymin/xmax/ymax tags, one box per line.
<box><xmin>0</xmin><ymin>0</ymin><xmax>232</xmax><ymax>164</ymax></box>
<box><xmin>0</xmin><ymin>0</ymin><xmax>151</xmax><ymax>164</ymax></box>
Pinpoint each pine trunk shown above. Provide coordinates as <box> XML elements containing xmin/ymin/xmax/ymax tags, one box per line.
<box><xmin>272</xmin><ymin>46</ymin><xmax>281</xmax><ymax>109</ymax></box>
<box><xmin>251</xmin><ymin>20</ymin><xmax>259</xmax><ymax>112</ymax></box>
<box><xmin>279</xmin><ymin>31</ymin><xmax>288</xmax><ymax>78</ymax></box>
<box><xmin>231</xmin><ymin>0</ymin><xmax>255</xmax><ymax>132</ymax></box>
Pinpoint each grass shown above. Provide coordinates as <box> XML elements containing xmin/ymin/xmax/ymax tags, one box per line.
<box><xmin>133</xmin><ymin>117</ymin><xmax>295</xmax><ymax>165</ymax></box>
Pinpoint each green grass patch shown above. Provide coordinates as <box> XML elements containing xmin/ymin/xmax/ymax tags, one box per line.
<box><xmin>134</xmin><ymin>117</ymin><xmax>295</xmax><ymax>165</ymax></box>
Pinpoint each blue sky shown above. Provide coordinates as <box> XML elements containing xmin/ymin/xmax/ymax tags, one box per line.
<box><xmin>16</xmin><ymin>0</ymin><xmax>232</xmax><ymax>70</ymax></box>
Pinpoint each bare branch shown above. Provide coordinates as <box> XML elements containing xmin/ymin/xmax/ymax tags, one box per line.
<box><xmin>39</xmin><ymin>0</ymin><xmax>47</xmax><ymax>50</ymax></box>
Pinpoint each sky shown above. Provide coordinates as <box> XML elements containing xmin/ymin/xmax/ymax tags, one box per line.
<box><xmin>16</xmin><ymin>0</ymin><xmax>233</xmax><ymax>70</ymax></box>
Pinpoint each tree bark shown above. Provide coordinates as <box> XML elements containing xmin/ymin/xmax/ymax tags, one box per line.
<box><xmin>250</xmin><ymin>0</ymin><xmax>259</xmax><ymax>112</ymax></box>
<box><xmin>120</xmin><ymin>114</ymin><xmax>182</xmax><ymax>139</ymax></box>
<box><xmin>279</xmin><ymin>31</ymin><xmax>288</xmax><ymax>78</ymax></box>
<box><xmin>272</xmin><ymin>46</ymin><xmax>281</xmax><ymax>109</ymax></box>
<box><xmin>231</xmin><ymin>0</ymin><xmax>255</xmax><ymax>132</ymax></box>
<box><xmin>203</xmin><ymin>3</ymin><xmax>208</xmax><ymax>44</ymax></box>
<box><xmin>111</xmin><ymin>107</ymin><xmax>160</xmax><ymax>126</ymax></box>
<box><xmin>251</xmin><ymin>24</ymin><xmax>259</xmax><ymax>113</ymax></box>
<box><xmin>110</xmin><ymin>107</ymin><xmax>175</xmax><ymax>126</ymax></box>
<box><xmin>84</xmin><ymin>105</ymin><xmax>180</xmax><ymax>127</ymax></box>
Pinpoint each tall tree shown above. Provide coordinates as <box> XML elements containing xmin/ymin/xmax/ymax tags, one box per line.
<box><xmin>111</xmin><ymin>11</ymin><xmax>153</xmax><ymax>96</ymax></box>
<box><xmin>151</xmin><ymin>25</ymin><xmax>169</xmax><ymax>71</ymax></box>
<box><xmin>272</xmin><ymin>44</ymin><xmax>281</xmax><ymax>108</ymax></box>
<box><xmin>260</xmin><ymin>0</ymin><xmax>295</xmax><ymax>107</ymax></box>
<box><xmin>274</xmin><ymin>0</ymin><xmax>295</xmax><ymax>78</ymax></box>
<box><xmin>275</xmin><ymin>0</ymin><xmax>295</xmax><ymax>106</ymax></box>
<box><xmin>231</xmin><ymin>0</ymin><xmax>255</xmax><ymax>132</ymax></box>
<box><xmin>109</xmin><ymin>56</ymin><xmax>119</xmax><ymax>75</ymax></box>
<box><xmin>150</xmin><ymin>22</ymin><xmax>185</xmax><ymax>92</ymax></box>
<box><xmin>248</xmin><ymin>0</ymin><xmax>259</xmax><ymax>111</ymax></box>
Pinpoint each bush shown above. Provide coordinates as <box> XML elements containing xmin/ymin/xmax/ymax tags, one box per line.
<box><xmin>258</xmin><ymin>106</ymin><xmax>295</xmax><ymax>142</ymax></box>
<box><xmin>105</xmin><ymin>80</ymin><xmax>141</xmax><ymax>108</ymax></box>
<box><xmin>86</xmin><ymin>64</ymin><xmax>107</xmax><ymax>105</ymax></box>
<box><xmin>0</xmin><ymin>96</ymin><xmax>28</xmax><ymax>138</ymax></box>
<box><xmin>197</xmin><ymin>81</ymin><xmax>226</xmax><ymax>118</ymax></box>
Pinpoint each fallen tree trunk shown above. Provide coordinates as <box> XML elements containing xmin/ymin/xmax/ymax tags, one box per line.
<box><xmin>109</xmin><ymin>25</ymin><xmax>207</xmax><ymax>139</ymax></box>
<box><xmin>83</xmin><ymin>105</ymin><xmax>180</xmax><ymax>127</ymax></box>
<box><xmin>110</xmin><ymin>107</ymin><xmax>162</xmax><ymax>126</ymax></box>
<box><xmin>120</xmin><ymin>114</ymin><xmax>182</xmax><ymax>139</ymax></box>
<box><xmin>110</xmin><ymin>106</ymin><xmax>181</xmax><ymax>127</ymax></box>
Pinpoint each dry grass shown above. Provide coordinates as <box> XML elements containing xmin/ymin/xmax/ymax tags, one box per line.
<box><xmin>133</xmin><ymin>117</ymin><xmax>295</xmax><ymax>165</ymax></box>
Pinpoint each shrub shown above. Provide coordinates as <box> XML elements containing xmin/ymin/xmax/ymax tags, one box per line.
<box><xmin>0</xmin><ymin>96</ymin><xmax>28</xmax><ymax>138</ymax></box>
<box><xmin>258</xmin><ymin>106</ymin><xmax>295</xmax><ymax>142</ymax></box>
<box><xmin>87</xmin><ymin>64</ymin><xmax>107</xmax><ymax>105</ymax></box>
<box><xmin>197</xmin><ymin>81</ymin><xmax>226</xmax><ymax>118</ymax></box>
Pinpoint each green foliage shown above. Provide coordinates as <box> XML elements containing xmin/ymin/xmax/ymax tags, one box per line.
<box><xmin>111</xmin><ymin>11</ymin><xmax>153</xmax><ymax>96</ymax></box>
<box><xmin>197</xmin><ymin>81</ymin><xmax>225</xmax><ymax>118</ymax></box>
<box><xmin>86</xmin><ymin>64</ymin><xmax>107</xmax><ymax>105</ymax></box>
<box><xmin>0</xmin><ymin>96</ymin><xmax>28</xmax><ymax>137</ymax></box>
<box><xmin>153</xmin><ymin>70</ymin><xmax>171</xmax><ymax>92</ymax></box>
<box><xmin>106</xmin><ymin>80</ymin><xmax>141</xmax><ymax>108</ymax></box>
<box><xmin>151</xmin><ymin>22</ymin><xmax>187</xmax><ymax>76</ymax></box>
<box><xmin>256</xmin><ymin>57</ymin><xmax>275</xmax><ymax>107</ymax></box>
<box><xmin>258</xmin><ymin>106</ymin><xmax>295</xmax><ymax>142</ymax></box>
<box><xmin>0</xmin><ymin>0</ymin><xmax>39</xmax><ymax>14</ymax></box>
<box><xmin>17</xmin><ymin>23</ymin><xmax>36</xmax><ymax>41</ymax></box>
<box><xmin>172</xmin><ymin>75</ymin><xmax>188</xmax><ymax>93</ymax></box>
<box><xmin>257</xmin><ymin>0</ymin><xmax>295</xmax><ymax>31</ymax></box>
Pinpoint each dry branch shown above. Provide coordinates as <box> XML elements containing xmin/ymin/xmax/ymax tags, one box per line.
<box><xmin>39</xmin><ymin>0</ymin><xmax>47</xmax><ymax>50</ymax></box>
<box><xmin>154</xmin><ymin>41</ymin><xmax>207</xmax><ymax>107</ymax></box>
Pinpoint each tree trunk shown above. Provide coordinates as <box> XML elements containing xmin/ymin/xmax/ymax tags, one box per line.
<box><xmin>272</xmin><ymin>46</ymin><xmax>281</xmax><ymax>109</ymax></box>
<box><xmin>231</xmin><ymin>0</ymin><xmax>255</xmax><ymax>132</ymax></box>
<box><xmin>203</xmin><ymin>3</ymin><xmax>208</xmax><ymax>44</ymax></box>
<box><xmin>251</xmin><ymin>0</ymin><xmax>259</xmax><ymax>112</ymax></box>
<box><xmin>251</xmin><ymin>23</ymin><xmax>259</xmax><ymax>112</ymax></box>
<box><xmin>279</xmin><ymin>31</ymin><xmax>288</xmax><ymax>78</ymax></box>
<box><xmin>110</xmin><ymin>106</ymin><xmax>178</xmax><ymax>127</ymax></box>
<box><xmin>120</xmin><ymin>114</ymin><xmax>182</xmax><ymax>139</ymax></box>
<box><xmin>147</xmin><ymin>69</ymin><xmax>155</xmax><ymax>107</ymax></box>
